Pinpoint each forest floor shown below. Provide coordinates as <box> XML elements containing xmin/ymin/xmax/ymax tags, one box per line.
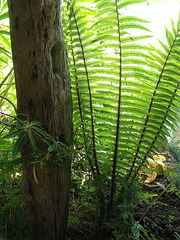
<box><xmin>0</xmin><ymin>149</ymin><xmax>179</xmax><ymax>240</ymax></box>
<box><xmin>134</xmin><ymin>149</ymin><xmax>180</xmax><ymax>240</ymax></box>
<box><xmin>66</xmin><ymin>149</ymin><xmax>180</xmax><ymax>240</ymax></box>
<box><xmin>134</xmin><ymin>174</ymin><xmax>180</xmax><ymax>240</ymax></box>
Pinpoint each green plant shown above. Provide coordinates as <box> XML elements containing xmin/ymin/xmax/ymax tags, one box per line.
<box><xmin>0</xmin><ymin>116</ymin><xmax>72</xmax><ymax>239</ymax></box>
<box><xmin>168</xmin><ymin>127</ymin><xmax>180</xmax><ymax>189</ymax></box>
<box><xmin>167</xmin><ymin>124</ymin><xmax>180</xmax><ymax>193</ymax></box>
<box><xmin>0</xmin><ymin>1</ymin><xmax>21</xmax><ymax>238</ymax></box>
<box><xmin>0</xmin><ymin>0</ymin><xmax>13</xmax><ymax>104</ymax></box>
<box><xmin>0</xmin><ymin>134</ymin><xmax>32</xmax><ymax>240</ymax></box>
<box><xmin>0</xmin><ymin>0</ymin><xmax>11</xmax><ymax>64</ymax></box>
<box><xmin>168</xmin><ymin>214</ymin><xmax>174</xmax><ymax>231</ymax></box>
<box><xmin>63</xmin><ymin>0</ymin><xmax>180</xmax><ymax>237</ymax></box>
<box><xmin>174</xmin><ymin>232</ymin><xmax>180</xmax><ymax>240</ymax></box>
<box><xmin>1</xmin><ymin>117</ymin><xmax>71</xmax><ymax>166</ymax></box>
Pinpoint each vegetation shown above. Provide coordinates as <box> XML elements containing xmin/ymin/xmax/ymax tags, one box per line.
<box><xmin>0</xmin><ymin>0</ymin><xmax>180</xmax><ymax>239</ymax></box>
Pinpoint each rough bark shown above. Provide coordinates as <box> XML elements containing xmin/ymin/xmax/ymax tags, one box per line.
<box><xmin>8</xmin><ymin>1</ymin><xmax>72</xmax><ymax>239</ymax></box>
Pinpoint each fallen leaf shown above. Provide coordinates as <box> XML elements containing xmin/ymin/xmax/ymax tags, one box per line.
<box><xmin>145</xmin><ymin>171</ymin><xmax>157</xmax><ymax>183</ymax></box>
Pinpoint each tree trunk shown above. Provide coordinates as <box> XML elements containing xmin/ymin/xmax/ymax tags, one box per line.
<box><xmin>8</xmin><ymin>1</ymin><xmax>72</xmax><ymax>239</ymax></box>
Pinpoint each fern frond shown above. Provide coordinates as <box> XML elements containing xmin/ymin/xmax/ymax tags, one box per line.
<box><xmin>67</xmin><ymin>0</ymin><xmax>103</xmax><ymax>175</ymax></box>
<box><xmin>129</xmin><ymin>15</ymin><xmax>180</xmax><ymax>180</ymax></box>
<box><xmin>64</xmin><ymin>0</ymin><xmax>180</xmax><ymax>216</ymax></box>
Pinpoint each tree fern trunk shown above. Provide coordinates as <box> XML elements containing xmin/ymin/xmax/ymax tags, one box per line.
<box><xmin>8</xmin><ymin>0</ymin><xmax>72</xmax><ymax>239</ymax></box>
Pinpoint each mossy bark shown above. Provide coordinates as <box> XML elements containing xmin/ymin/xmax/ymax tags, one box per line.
<box><xmin>8</xmin><ymin>1</ymin><xmax>72</xmax><ymax>239</ymax></box>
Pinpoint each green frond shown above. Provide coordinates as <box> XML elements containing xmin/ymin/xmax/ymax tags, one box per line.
<box><xmin>0</xmin><ymin>11</ymin><xmax>8</xmax><ymax>21</ymax></box>
<box><xmin>118</xmin><ymin>0</ymin><xmax>147</xmax><ymax>9</ymax></box>
<box><xmin>165</xmin><ymin>27</ymin><xmax>175</xmax><ymax>47</ymax></box>
<box><xmin>64</xmin><ymin>0</ymin><xmax>180</xmax><ymax>211</ymax></box>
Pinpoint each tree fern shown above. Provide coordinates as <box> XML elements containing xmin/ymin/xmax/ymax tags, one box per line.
<box><xmin>63</xmin><ymin>0</ymin><xmax>180</xmax><ymax>232</ymax></box>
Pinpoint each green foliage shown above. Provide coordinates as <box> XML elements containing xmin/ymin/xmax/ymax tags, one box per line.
<box><xmin>64</xmin><ymin>0</ymin><xmax>180</xmax><ymax>237</ymax></box>
<box><xmin>0</xmin><ymin>2</ymin><xmax>23</xmax><ymax>238</ymax></box>
<box><xmin>1</xmin><ymin>118</ymin><xmax>71</xmax><ymax>168</ymax></box>
<box><xmin>0</xmin><ymin>0</ymin><xmax>15</xmax><ymax>118</ymax></box>
<box><xmin>0</xmin><ymin>0</ymin><xmax>11</xmax><ymax>65</ymax></box>
<box><xmin>0</xmin><ymin>116</ymin><xmax>71</xmax><ymax>238</ymax></box>
<box><xmin>168</xmin><ymin>123</ymin><xmax>180</xmax><ymax>189</ymax></box>
<box><xmin>174</xmin><ymin>232</ymin><xmax>180</xmax><ymax>240</ymax></box>
<box><xmin>0</xmin><ymin>134</ymin><xmax>32</xmax><ymax>240</ymax></box>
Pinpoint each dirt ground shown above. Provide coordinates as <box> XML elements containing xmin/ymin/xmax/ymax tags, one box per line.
<box><xmin>134</xmin><ymin>149</ymin><xmax>180</xmax><ymax>240</ymax></box>
<box><xmin>134</xmin><ymin>174</ymin><xmax>180</xmax><ymax>240</ymax></box>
